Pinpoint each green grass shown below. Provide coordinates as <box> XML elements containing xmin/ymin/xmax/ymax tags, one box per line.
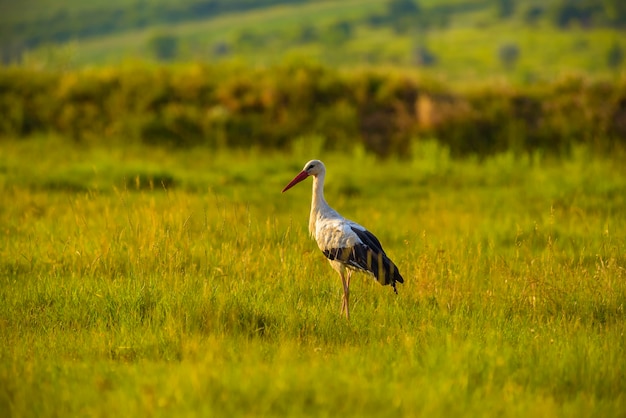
<box><xmin>1</xmin><ymin>136</ymin><xmax>625</xmax><ymax>417</ymax></box>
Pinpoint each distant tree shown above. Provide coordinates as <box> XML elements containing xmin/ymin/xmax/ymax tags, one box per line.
<box><xmin>524</xmin><ymin>5</ymin><xmax>544</xmax><ymax>25</ymax></box>
<box><xmin>387</xmin><ymin>0</ymin><xmax>422</xmax><ymax>33</ymax></box>
<box><xmin>498</xmin><ymin>43</ymin><xmax>520</xmax><ymax>69</ymax></box>
<box><xmin>496</xmin><ymin>0</ymin><xmax>515</xmax><ymax>19</ymax></box>
<box><xmin>388</xmin><ymin>0</ymin><xmax>420</xmax><ymax>16</ymax></box>
<box><xmin>297</xmin><ymin>24</ymin><xmax>318</xmax><ymax>44</ymax></box>
<box><xmin>607</xmin><ymin>41</ymin><xmax>624</xmax><ymax>69</ymax></box>
<box><xmin>323</xmin><ymin>20</ymin><xmax>353</xmax><ymax>44</ymax></box>
<box><xmin>367</xmin><ymin>13</ymin><xmax>387</xmax><ymax>27</ymax></box>
<box><xmin>554</xmin><ymin>2</ymin><xmax>579</xmax><ymax>27</ymax></box>
<box><xmin>212</xmin><ymin>41</ymin><xmax>230</xmax><ymax>57</ymax></box>
<box><xmin>333</xmin><ymin>20</ymin><xmax>353</xmax><ymax>39</ymax></box>
<box><xmin>552</xmin><ymin>0</ymin><xmax>596</xmax><ymax>28</ymax></box>
<box><xmin>148</xmin><ymin>33</ymin><xmax>179</xmax><ymax>61</ymax></box>
<box><xmin>413</xmin><ymin>45</ymin><xmax>437</xmax><ymax>67</ymax></box>
<box><xmin>235</xmin><ymin>29</ymin><xmax>264</xmax><ymax>49</ymax></box>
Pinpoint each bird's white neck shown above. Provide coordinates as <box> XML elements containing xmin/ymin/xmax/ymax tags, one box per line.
<box><xmin>309</xmin><ymin>172</ymin><xmax>331</xmax><ymax>236</ymax></box>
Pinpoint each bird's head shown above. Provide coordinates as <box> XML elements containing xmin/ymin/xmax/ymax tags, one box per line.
<box><xmin>282</xmin><ymin>159</ymin><xmax>325</xmax><ymax>192</ymax></box>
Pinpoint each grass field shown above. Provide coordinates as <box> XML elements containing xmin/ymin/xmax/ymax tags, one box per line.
<box><xmin>0</xmin><ymin>136</ymin><xmax>625</xmax><ymax>416</ymax></box>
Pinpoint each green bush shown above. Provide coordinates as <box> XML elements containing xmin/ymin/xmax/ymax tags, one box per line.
<box><xmin>0</xmin><ymin>63</ymin><xmax>624</xmax><ymax>156</ymax></box>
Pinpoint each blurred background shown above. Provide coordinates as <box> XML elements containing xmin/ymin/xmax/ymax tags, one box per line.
<box><xmin>2</xmin><ymin>0</ymin><xmax>625</xmax><ymax>80</ymax></box>
<box><xmin>1</xmin><ymin>0</ymin><xmax>625</xmax><ymax>156</ymax></box>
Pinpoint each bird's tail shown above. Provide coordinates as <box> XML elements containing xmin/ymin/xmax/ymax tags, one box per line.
<box><xmin>368</xmin><ymin>251</ymin><xmax>404</xmax><ymax>294</ymax></box>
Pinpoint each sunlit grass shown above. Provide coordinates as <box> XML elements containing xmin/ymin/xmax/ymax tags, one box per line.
<box><xmin>0</xmin><ymin>136</ymin><xmax>625</xmax><ymax>417</ymax></box>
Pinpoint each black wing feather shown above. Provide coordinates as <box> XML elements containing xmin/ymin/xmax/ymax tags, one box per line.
<box><xmin>322</xmin><ymin>226</ymin><xmax>404</xmax><ymax>293</ymax></box>
<box><xmin>350</xmin><ymin>226</ymin><xmax>386</xmax><ymax>256</ymax></box>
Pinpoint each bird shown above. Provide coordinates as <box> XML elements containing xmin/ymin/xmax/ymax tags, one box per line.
<box><xmin>282</xmin><ymin>159</ymin><xmax>404</xmax><ymax>319</ymax></box>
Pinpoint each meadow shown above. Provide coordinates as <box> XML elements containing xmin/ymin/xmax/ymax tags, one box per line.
<box><xmin>0</xmin><ymin>136</ymin><xmax>624</xmax><ymax>417</ymax></box>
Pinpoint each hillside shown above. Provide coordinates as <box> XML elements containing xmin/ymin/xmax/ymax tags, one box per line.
<box><xmin>2</xmin><ymin>0</ymin><xmax>625</xmax><ymax>85</ymax></box>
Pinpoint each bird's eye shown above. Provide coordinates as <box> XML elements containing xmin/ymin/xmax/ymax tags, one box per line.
<box><xmin>306</xmin><ymin>164</ymin><xmax>314</xmax><ymax>171</ymax></box>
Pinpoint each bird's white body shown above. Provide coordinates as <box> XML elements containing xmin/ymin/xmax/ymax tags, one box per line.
<box><xmin>283</xmin><ymin>159</ymin><xmax>404</xmax><ymax>319</ymax></box>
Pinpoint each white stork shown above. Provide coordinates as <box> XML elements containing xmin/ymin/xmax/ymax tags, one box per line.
<box><xmin>282</xmin><ymin>159</ymin><xmax>404</xmax><ymax>319</ymax></box>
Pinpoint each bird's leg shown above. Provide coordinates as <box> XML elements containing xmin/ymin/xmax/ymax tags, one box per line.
<box><xmin>340</xmin><ymin>271</ymin><xmax>351</xmax><ymax>320</ymax></box>
<box><xmin>345</xmin><ymin>270</ymin><xmax>352</xmax><ymax>320</ymax></box>
<box><xmin>339</xmin><ymin>272</ymin><xmax>350</xmax><ymax>319</ymax></box>
<box><xmin>340</xmin><ymin>272</ymin><xmax>347</xmax><ymax>317</ymax></box>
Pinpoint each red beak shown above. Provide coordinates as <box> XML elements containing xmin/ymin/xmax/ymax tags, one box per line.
<box><xmin>282</xmin><ymin>170</ymin><xmax>309</xmax><ymax>192</ymax></box>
